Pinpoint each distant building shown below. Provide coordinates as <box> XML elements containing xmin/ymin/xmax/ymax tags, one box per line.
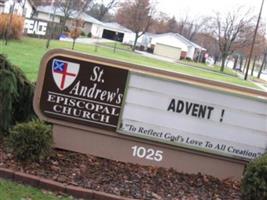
<box><xmin>148</xmin><ymin>33</ymin><xmax>206</xmax><ymax>61</ymax></box>
<box><xmin>0</xmin><ymin>0</ymin><xmax>35</xmax><ymax>18</ymax></box>
<box><xmin>91</xmin><ymin>22</ymin><xmax>133</xmax><ymax>42</ymax></box>
<box><xmin>34</xmin><ymin>5</ymin><xmax>102</xmax><ymax>35</ymax></box>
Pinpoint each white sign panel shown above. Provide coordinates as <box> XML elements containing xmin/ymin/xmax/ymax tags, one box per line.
<box><xmin>118</xmin><ymin>73</ymin><xmax>267</xmax><ymax>160</ymax></box>
<box><xmin>24</xmin><ymin>19</ymin><xmax>48</xmax><ymax>36</ymax></box>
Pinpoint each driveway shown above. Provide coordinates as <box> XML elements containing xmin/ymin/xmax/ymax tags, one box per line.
<box><xmin>59</xmin><ymin>37</ymin><xmax>114</xmax><ymax>44</ymax></box>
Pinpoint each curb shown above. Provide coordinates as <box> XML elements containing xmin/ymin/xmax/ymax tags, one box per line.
<box><xmin>0</xmin><ymin>167</ymin><xmax>135</xmax><ymax>200</ymax></box>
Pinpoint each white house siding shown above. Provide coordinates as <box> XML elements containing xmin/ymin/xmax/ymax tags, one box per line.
<box><xmin>83</xmin><ymin>22</ymin><xmax>92</xmax><ymax>35</ymax></box>
<box><xmin>35</xmin><ymin>12</ymin><xmax>60</xmax><ymax>23</ymax></box>
<box><xmin>3</xmin><ymin>0</ymin><xmax>33</xmax><ymax>17</ymax></box>
<box><xmin>122</xmin><ymin>32</ymin><xmax>135</xmax><ymax>44</ymax></box>
<box><xmin>187</xmin><ymin>46</ymin><xmax>195</xmax><ymax>60</ymax></box>
<box><xmin>23</xmin><ymin>0</ymin><xmax>33</xmax><ymax>18</ymax></box>
<box><xmin>4</xmin><ymin>0</ymin><xmax>23</xmax><ymax>15</ymax></box>
<box><xmin>91</xmin><ymin>23</ymin><xmax>103</xmax><ymax>38</ymax></box>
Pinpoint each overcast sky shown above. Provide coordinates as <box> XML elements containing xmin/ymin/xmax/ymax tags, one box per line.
<box><xmin>156</xmin><ymin>0</ymin><xmax>267</xmax><ymax>22</ymax></box>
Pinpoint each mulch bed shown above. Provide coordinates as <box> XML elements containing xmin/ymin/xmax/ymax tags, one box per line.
<box><xmin>0</xmin><ymin>138</ymin><xmax>241</xmax><ymax>200</ymax></box>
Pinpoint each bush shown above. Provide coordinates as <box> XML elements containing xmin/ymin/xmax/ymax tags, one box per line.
<box><xmin>241</xmin><ymin>154</ymin><xmax>267</xmax><ymax>200</ymax></box>
<box><xmin>185</xmin><ymin>57</ymin><xmax>192</xmax><ymax>61</ymax></box>
<box><xmin>0</xmin><ymin>55</ymin><xmax>35</xmax><ymax>133</ymax></box>
<box><xmin>7</xmin><ymin>120</ymin><xmax>53</xmax><ymax>162</ymax></box>
<box><xmin>87</xmin><ymin>32</ymin><xmax>92</xmax><ymax>38</ymax></box>
<box><xmin>80</xmin><ymin>31</ymin><xmax>85</xmax><ymax>36</ymax></box>
<box><xmin>0</xmin><ymin>14</ymin><xmax>24</xmax><ymax>40</ymax></box>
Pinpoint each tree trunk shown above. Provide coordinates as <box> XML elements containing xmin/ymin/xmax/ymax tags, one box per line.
<box><xmin>220</xmin><ymin>55</ymin><xmax>227</xmax><ymax>72</ymax></box>
<box><xmin>72</xmin><ymin>39</ymin><xmax>76</xmax><ymax>50</ymax></box>
<box><xmin>132</xmin><ymin>33</ymin><xmax>139</xmax><ymax>51</ymax></box>
<box><xmin>46</xmin><ymin>8</ymin><xmax>56</xmax><ymax>49</ymax></box>
<box><xmin>251</xmin><ymin>56</ymin><xmax>257</xmax><ymax>76</ymax></box>
<box><xmin>257</xmin><ymin>55</ymin><xmax>266</xmax><ymax>78</ymax></box>
<box><xmin>214</xmin><ymin>55</ymin><xmax>219</xmax><ymax>65</ymax></box>
<box><xmin>239</xmin><ymin>57</ymin><xmax>243</xmax><ymax>71</ymax></box>
<box><xmin>60</xmin><ymin>17</ymin><xmax>68</xmax><ymax>34</ymax></box>
<box><xmin>243</xmin><ymin>58</ymin><xmax>248</xmax><ymax>72</ymax></box>
<box><xmin>233</xmin><ymin>56</ymin><xmax>238</xmax><ymax>70</ymax></box>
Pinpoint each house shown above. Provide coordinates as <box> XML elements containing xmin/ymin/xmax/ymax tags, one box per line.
<box><xmin>91</xmin><ymin>22</ymin><xmax>133</xmax><ymax>42</ymax></box>
<box><xmin>147</xmin><ymin>33</ymin><xmax>206</xmax><ymax>61</ymax></box>
<box><xmin>151</xmin><ymin>33</ymin><xmax>206</xmax><ymax>60</ymax></box>
<box><xmin>34</xmin><ymin>5</ymin><xmax>102</xmax><ymax>35</ymax></box>
<box><xmin>33</xmin><ymin>5</ymin><xmax>61</xmax><ymax>23</ymax></box>
<box><xmin>121</xmin><ymin>32</ymin><xmax>156</xmax><ymax>51</ymax></box>
<box><xmin>0</xmin><ymin>0</ymin><xmax>35</xmax><ymax>18</ymax></box>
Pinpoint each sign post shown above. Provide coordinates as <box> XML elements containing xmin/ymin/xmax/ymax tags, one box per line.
<box><xmin>34</xmin><ymin>49</ymin><xmax>267</xmax><ymax>179</ymax></box>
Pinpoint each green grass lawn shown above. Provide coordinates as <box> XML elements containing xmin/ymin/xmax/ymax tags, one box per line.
<box><xmin>0</xmin><ymin>179</ymin><xmax>72</xmax><ymax>200</ymax></box>
<box><xmin>0</xmin><ymin>37</ymin><xmax>259</xmax><ymax>89</ymax></box>
<box><xmin>177</xmin><ymin>60</ymin><xmax>237</xmax><ymax>76</ymax></box>
<box><xmin>100</xmin><ymin>41</ymin><xmax>133</xmax><ymax>51</ymax></box>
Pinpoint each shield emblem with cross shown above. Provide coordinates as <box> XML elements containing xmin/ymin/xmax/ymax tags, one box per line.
<box><xmin>52</xmin><ymin>59</ymin><xmax>80</xmax><ymax>91</ymax></box>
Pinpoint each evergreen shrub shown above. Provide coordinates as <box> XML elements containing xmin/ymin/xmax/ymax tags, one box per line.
<box><xmin>7</xmin><ymin>120</ymin><xmax>53</xmax><ymax>162</ymax></box>
<box><xmin>0</xmin><ymin>55</ymin><xmax>35</xmax><ymax>133</ymax></box>
<box><xmin>241</xmin><ymin>154</ymin><xmax>267</xmax><ymax>200</ymax></box>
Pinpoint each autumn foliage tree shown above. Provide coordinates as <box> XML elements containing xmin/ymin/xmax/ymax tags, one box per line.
<box><xmin>69</xmin><ymin>19</ymin><xmax>83</xmax><ymax>50</ymax></box>
<box><xmin>116</xmin><ymin>0</ymin><xmax>154</xmax><ymax>51</ymax></box>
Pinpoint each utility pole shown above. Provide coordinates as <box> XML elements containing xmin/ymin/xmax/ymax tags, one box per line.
<box><xmin>244</xmin><ymin>0</ymin><xmax>265</xmax><ymax>80</ymax></box>
<box><xmin>46</xmin><ymin>2</ymin><xmax>56</xmax><ymax>49</ymax></box>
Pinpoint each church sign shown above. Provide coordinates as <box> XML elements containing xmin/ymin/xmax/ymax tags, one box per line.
<box><xmin>34</xmin><ymin>49</ymin><xmax>267</xmax><ymax>179</ymax></box>
<box><xmin>118</xmin><ymin>73</ymin><xmax>267</xmax><ymax>160</ymax></box>
<box><xmin>38</xmin><ymin>55</ymin><xmax>128</xmax><ymax>131</ymax></box>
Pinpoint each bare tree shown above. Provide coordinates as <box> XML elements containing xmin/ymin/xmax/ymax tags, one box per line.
<box><xmin>116</xmin><ymin>0</ymin><xmax>155</xmax><ymax>51</ymax></box>
<box><xmin>31</xmin><ymin>0</ymin><xmax>43</xmax><ymax>6</ymax></box>
<box><xmin>194</xmin><ymin>32</ymin><xmax>220</xmax><ymax>64</ymax></box>
<box><xmin>258</xmin><ymin>41</ymin><xmax>267</xmax><ymax>78</ymax></box>
<box><xmin>231</xmin><ymin>24</ymin><xmax>265</xmax><ymax>72</ymax></box>
<box><xmin>88</xmin><ymin>0</ymin><xmax>118</xmax><ymax>21</ymax></box>
<box><xmin>166</xmin><ymin>16</ymin><xmax>178</xmax><ymax>33</ymax></box>
<box><xmin>56</xmin><ymin>0</ymin><xmax>93</xmax><ymax>32</ymax></box>
<box><xmin>147</xmin><ymin>12</ymin><xmax>169</xmax><ymax>33</ymax></box>
<box><xmin>175</xmin><ymin>16</ymin><xmax>208</xmax><ymax>41</ymax></box>
<box><xmin>210</xmin><ymin>7</ymin><xmax>254</xmax><ymax>72</ymax></box>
